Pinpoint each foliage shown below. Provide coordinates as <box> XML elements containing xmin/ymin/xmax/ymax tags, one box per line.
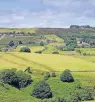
<box><xmin>20</xmin><ymin>47</ymin><xmax>31</xmax><ymax>53</ymax></box>
<box><xmin>60</xmin><ymin>69</ymin><xmax>74</xmax><ymax>82</ymax></box>
<box><xmin>19</xmin><ymin>41</ymin><xmax>23</xmax><ymax>44</ymax></box>
<box><xmin>9</xmin><ymin>41</ymin><xmax>14</xmax><ymax>47</ymax></box>
<box><xmin>40</xmin><ymin>41</ymin><xmax>44</xmax><ymax>46</ymax></box>
<box><xmin>76</xmin><ymin>87</ymin><xmax>94</xmax><ymax>101</ymax></box>
<box><xmin>32</xmin><ymin>81</ymin><xmax>52</xmax><ymax>99</ymax></box>
<box><xmin>64</xmin><ymin>94</ymin><xmax>81</xmax><ymax>102</ymax></box>
<box><xmin>52</xmin><ymin>72</ymin><xmax>56</xmax><ymax>77</ymax></box>
<box><xmin>63</xmin><ymin>45</ymin><xmax>75</xmax><ymax>51</ymax></box>
<box><xmin>52</xmin><ymin>51</ymin><xmax>59</xmax><ymax>54</ymax></box>
<box><xmin>44</xmin><ymin>72</ymin><xmax>51</xmax><ymax>80</ymax></box>
<box><xmin>0</xmin><ymin>69</ymin><xmax>32</xmax><ymax>89</ymax></box>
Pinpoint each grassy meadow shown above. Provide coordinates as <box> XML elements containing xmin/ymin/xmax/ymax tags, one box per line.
<box><xmin>0</xmin><ymin>28</ymin><xmax>36</xmax><ymax>33</ymax></box>
<box><xmin>0</xmin><ymin>28</ymin><xmax>95</xmax><ymax>102</ymax></box>
<box><xmin>0</xmin><ymin>52</ymin><xmax>95</xmax><ymax>72</ymax></box>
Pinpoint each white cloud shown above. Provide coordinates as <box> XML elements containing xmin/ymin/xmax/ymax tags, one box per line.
<box><xmin>0</xmin><ymin>0</ymin><xmax>95</xmax><ymax>27</ymax></box>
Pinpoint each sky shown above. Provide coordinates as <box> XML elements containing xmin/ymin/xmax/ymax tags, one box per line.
<box><xmin>0</xmin><ymin>0</ymin><xmax>95</xmax><ymax>28</ymax></box>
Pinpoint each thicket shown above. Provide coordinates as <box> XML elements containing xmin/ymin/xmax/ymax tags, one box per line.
<box><xmin>32</xmin><ymin>81</ymin><xmax>52</xmax><ymax>99</ymax></box>
<box><xmin>0</xmin><ymin>69</ymin><xmax>32</xmax><ymax>89</ymax></box>
<box><xmin>20</xmin><ymin>47</ymin><xmax>31</xmax><ymax>53</ymax></box>
<box><xmin>60</xmin><ymin>69</ymin><xmax>74</xmax><ymax>82</ymax></box>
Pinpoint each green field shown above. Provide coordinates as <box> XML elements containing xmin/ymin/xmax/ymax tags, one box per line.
<box><xmin>0</xmin><ymin>28</ymin><xmax>95</xmax><ymax>102</ymax></box>
<box><xmin>0</xmin><ymin>28</ymin><xmax>36</xmax><ymax>33</ymax></box>
<box><xmin>0</xmin><ymin>52</ymin><xmax>95</xmax><ymax>72</ymax></box>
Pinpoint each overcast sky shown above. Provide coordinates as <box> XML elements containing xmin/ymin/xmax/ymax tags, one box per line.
<box><xmin>0</xmin><ymin>0</ymin><xmax>95</xmax><ymax>28</ymax></box>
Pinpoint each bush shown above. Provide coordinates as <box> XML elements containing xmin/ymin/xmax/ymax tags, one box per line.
<box><xmin>64</xmin><ymin>94</ymin><xmax>81</xmax><ymax>102</ymax></box>
<box><xmin>0</xmin><ymin>69</ymin><xmax>32</xmax><ymax>89</ymax></box>
<box><xmin>20</xmin><ymin>47</ymin><xmax>31</xmax><ymax>53</ymax></box>
<box><xmin>60</xmin><ymin>69</ymin><xmax>74</xmax><ymax>82</ymax></box>
<box><xmin>44</xmin><ymin>72</ymin><xmax>51</xmax><ymax>80</ymax></box>
<box><xmin>19</xmin><ymin>41</ymin><xmax>23</xmax><ymax>44</ymax></box>
<box><xmin>32</xmin><ymin>81</ymin><xmax>52</xmax><ymax>99</ymax></box>
<box><xmin>9</xmin><ymin>41</ymin><xmax>14</xmax><ymax>47</ymax></box>
<box><xmin>35</xmin><ymin>50</ymin><xmax>42</xmax><ymax>54</ymax></box>
<box><xmin>15</xmin><ymin>71</ymin><xmax>32</xmax><ymax>88</ymax></box>
<box><xmin>52</xmin><ymin>51</ymin><xmax>59</xmax><ymax>54</ymax></box>
<box><xmin>52</xmin><ymin>72</ymin><xmax>56</xmax><ymax>77</ymax></box>
<box><xmin>40</xmin><ymin>41</ymin><xmax>44</xmax><ymax>46</ymax></box>
<box><xmin>76</xmin><ymin>87</ymin><xmax>94</xmax><ymax>101</ymax></box>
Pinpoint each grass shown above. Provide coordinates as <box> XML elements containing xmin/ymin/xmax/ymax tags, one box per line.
<box><xmin>0</xmin><ymin>71</ymin><xmax>95</xmax><ymax>102</ymax></box>
<box><xmin>0</xmin><ymin>52</ymin><xmax>95</xmax><ymax>72</ymax></box>
<box><xmin>0</xmin><ymin>52</ymin><xmax>95</xmax><ymax>102</ymax></box>
<box><xmin>76</xmin><ymin>48</ymin><xmax>95</xmax><ymax>55</ymax></box>
<box><xmin>0</xmin><ymin>28</ymin><xmax>36</xmax><ymax>33</ymax></box>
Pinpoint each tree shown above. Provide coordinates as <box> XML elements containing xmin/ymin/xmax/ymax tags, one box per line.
<box><xmin>20</xmin><ymin>47</ymin><xmax>31</xmax><ymax>53</ymax></box>
<box><xmin>32</xmin><ymin>81</ymin><xmax>52</xmax><ymax>99</ymax></box>
<box><xmin>44</xmin><ymin>72</ymin><xmax>51</xmax><ymax>80</ymax></box>
<box><xmin>52</xmin><ymin>51</ymin><xmax>59</xmax><ymax>54</ymax></box>
<box><xmin>19</xmin><ymin>41</ymin><xmax>23</xmax><ymax>44</ymax></box>
<box><xmin>60</xmin><ymin>69</ymin><xmax>74</xmax><ymax>82</ymax></box>
<box><xmin>64</xmin><ymin>94</ymin><xmax>81</xmax><ymax>102</ymax></box>
<box><xmin>76</xmin><ymin>87</ymin><xmax>94</xmax><ymax>101</ymax></box>
<box><xmin>40</xmin><ymin>41</ymin><xmax>44</xmax><ymax>46</ymax></box>
<box><xmin>52</xmin><ymin>72</ymin><xmax>56</xmax><ymax>77</ymax></box>
<box><xmin>15</xmin><ymin>70</ymin><xmax>32</xmax><ymax>88</ymax></box>
<box><xmin>0</xmin><ymin>69</ymin><xmax>32</xmax><ymax>89</ymax></box>
<box><xmin>9</xmin><ymin>41</ymin><xmax>14</xmax><ymax>47</ymax></box>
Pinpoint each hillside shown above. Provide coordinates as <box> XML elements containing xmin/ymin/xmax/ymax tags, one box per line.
<box><xmin>0</xmin><ymin>52</ymin><xmax>95</xmax><ymax>72</ymax></box>
<box><xmin>0</xmin><ymin>28</ymin><xmax>95</xmax><ymax>102</ymax></box>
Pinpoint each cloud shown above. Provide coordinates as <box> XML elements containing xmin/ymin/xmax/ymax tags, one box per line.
<box><xmin>0</xmin><ymin>0</ymin><xmax>95</xmax><ymax>27</ymax></box>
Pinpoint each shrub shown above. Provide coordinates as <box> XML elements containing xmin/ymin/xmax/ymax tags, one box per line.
<box><xmin>52</xmin><ymin>51</ymin><xmax>59</xmax><ymax>54</ymax></box>
<box><xmin>0</xmin><ymin>69</ymin><xmax>17</xmax><ymax>84</ymax></box>
<box><xmin>19</xmin><ymin>41</ymin><xmax>23</xmax><ymax>44</ymax></box>
<box><xmin>64</xmin><ymin>94</ymin><xmax>81</xmax><ymax>102</ymax></box>
<box><xmin>9</xmin><ymin>41</ymin><xmax>14</xmax><ymax>47</ymax></box>
<box><xmin>52</xmin><ymin>72</ymin><xmax>56</xmax><ymax>77</ymax></box>
<box><xmin>32</xmin><ymin>81</ymin><xmax>52</xmax><ymax>99</ymax></box>
<box><xmin>20</xmin><ymin>47</ymin><xmax>31</xmax><ymax>53</ymax></box>
<box><xmin>63</xmin><ymin>45</ymin><xmax>75</xmax><ymax>51</ymax></box>
<box><xmin>15</xmin><ymin>71</ymin><xmax>32</xmax><ymax>88</ymax></box>
<box><xmin>76</xmin><ymin>87</ymin><xmax>94</xmax><ymax>101</ymax></box>
<box><xmin>60</xmin><ymin>69</ymin><xmax>74</xmax><ymax>82</ymax></box>
<box><xmin>0</xmin><ymin>69</ymin><xmax>32</xmax><ymax>89</ymax></box>
<box><xmin>35</xmin><ymin>50</ymin><xmax>42</xmax><ymax>54</ymax></box>
<box><xmin>44</xmin><ymin>72</ymin><xmax>50</xmax><ymax>80</ymax></box>
<box><xmin>40</xmin><ymin>41</ymin><xmax>44</xmax><ymax>46</ymax></box>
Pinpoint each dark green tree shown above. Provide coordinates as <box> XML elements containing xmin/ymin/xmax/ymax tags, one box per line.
<box><xmin>44</xmin><ymin>72</ymin><xmax>50</xmax><ymax>80</ymax></box>
<box><xmin>20</xmin><ymin>47</ymin><xmax>31</xmax><ymax>53</ymax></box>
<box><xmin>40</xmin><ymin>41</ymin><xmax>44</xmax><ymax>46</ymax></box>
<box><xmin>32</xmin><ymin>81</ymin><xmax>52</xmax><ymax>99</ymax></box>
<box><xmin>0</xmin><ymin>69</ymin><xmax>32</xmax><ymax>89</ymax></box>
<box><xmin>52</xmin><ymin>72</ymin><xmax>56</xmax><ymax>77</ymax></box>
<box><xmin>60</xmin><ymin>69</ymin><xmax>74</xmax><ymax>82</ymax></box>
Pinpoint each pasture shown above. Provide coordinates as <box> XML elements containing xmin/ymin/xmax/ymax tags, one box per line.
<box><xmin>0</xmin><ymin>52</ymin><xmax>95</xmax><ymax>72</ymax></box>
<box><xmin>0</xmin><ymin>28</ymin><xmax>95</xmax><ymax>102</ymax></box>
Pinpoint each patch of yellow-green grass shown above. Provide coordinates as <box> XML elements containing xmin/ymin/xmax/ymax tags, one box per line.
<box><xmin>43</xmin><ymin>43</ymin><xmax>58</xmax><ymax>54</ymax></box>
<box><xmin>31</xmin><ymin>46</ymin><xmax>44</xmax><ymax>53</ymax></box>
<box><xmin>45</xmin><ymin>35</ymin><xmax>64</xmax><ymax>43</ymax></box>
<box><xmin>75</xmin><ymin>56</ymin><xmax>95</xmax><ymax>63</ymax></box>
<box><xmin>0</xmin><ymin>52</ymin><xmax>95</xmax><ymax>72</ymax></box>
<box><xmin>76</xmin><ymin>48</ymin><xmax>95</xmax><ymax>55</ymax></box>
<box><xmin>72</xmin><ymin>72</ymin><xmax>95</xmax><ymax>87</ymax></box>
<box><xmin>13</xmin><ymin>46</ymin><xmax>44</xmax><ymax>53</ymax></box>
<box><xmin>0</xmin><ymin>52</ymin><xmax>52</xmax><ymax>72</ymax></box>
<box><xmin>0</xmin><ymin>28</ymin><xmax>37</xmax><ymax>33</ymax></box>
